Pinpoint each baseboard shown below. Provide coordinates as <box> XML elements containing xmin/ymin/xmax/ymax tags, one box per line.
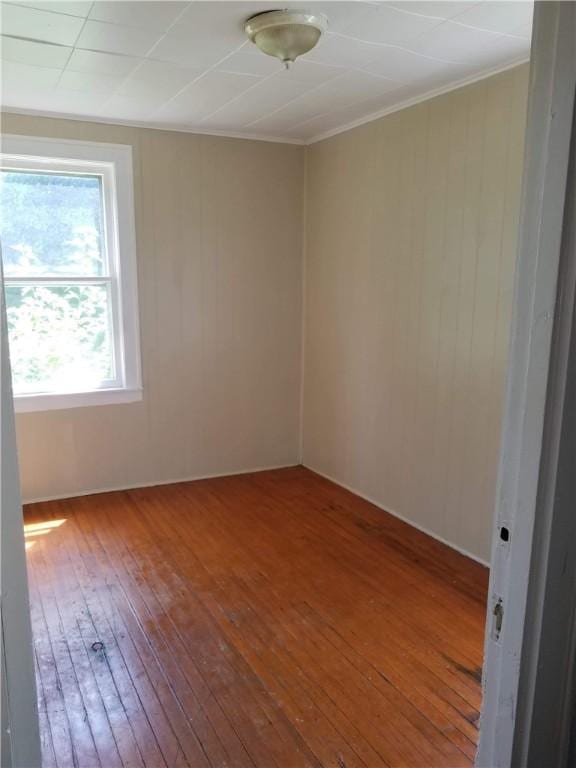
<box><xmin>22</xmin><ymin>463</ymin><xmax>299</xmax><ymax>505</ymax></box>
<box><xmin>24</xmin><ymin>461</ymin><xmax>491</xmax><ymax>567</ymax></box>
<box><xmin>303</xmin><ymin>463</ymin><xmax>490</xmax><ymax>568</ymax></box>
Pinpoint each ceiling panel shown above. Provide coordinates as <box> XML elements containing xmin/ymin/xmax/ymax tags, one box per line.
<box><xmin>147</xmin><ymin>26</ymin><xmax>242</xmax><ymax>69</ymax></box>
<box><xmin>361</xmin><ymin>46</ymin><xmax>458</xmax><ymax>82</ymax></box>
<box><xmin>216</xmin><ymin>50</ymin><xmax>281</xmax><ymax>77</ymax></box>
<box><xmin>117</xmin><ymin>59</ymin><xmax>203</xmax><ymax>99</ymax></box>
<box><xmin>99</xmin><ymin>91</ymin><xmax>168</xmax><ymax>119</ymax></box>
<box><xmin>162</xmin><ymin>70</ymin><xmax>261</xmax><ymax>122</ymax></box>
<box><xmin>2</xmin><ymin>2</ymin><xmax>84</xmax><ymax>45</ymax></box>
<box><xmin>341</xmin><ymin>4</ymin><xmax>444</xmax><ymax>45</ymax></box>
<box><xmin>405</xmin><ymin>19</ymin><xmax>504</xmax><ymax>61</ymax></box>
<box><xmin>0</xmin><ymin>1</ymin><xmax>533</xmax><ymax>143</ymax></box>
<box><xmin>75</xmin><ymin>19</ymin><xmax>161</xmax><ymax>56</ymax></box>
<box><xmin>273</xmin><ymin>60</ymin><xmax>345</xmax><ymax>88</ymax></box>
<box><xmin>8</xmin><ymin>0</ymin><xmax>93</xmax><ymax>18</ymax></box>
<box><xmin>65</xmin><ymin>47</ymin><xmax>142</xmax><ymax>76</ymax></box>
<box><xmin>450</xmin><ymin>0</ymin><xmax>534</xmax><ymax>33</ymax></box>
<box><xmin>1</xmin><ymin>36</ymin><xmax>72</xmax><ymax>68</ymax></box>
<box><xmin>2</xmin><ymin>60</ymin><xmax>62</xmax><ymax>89</ymax></box>
<box><xmin>200</xmin><ymin>77</ymin><xmax>312</xmax><ymax>130</ymax></box>
<box><xmin>88</xmin><ymin>1</ymin><xmax>189</xmax><ymax>31</ymax></box>
<box><xmin>388</xmin><ymin>2</ymin><xmax>482</xmax><ymax>21</ymax></box>
<box><xmin>305</xmin><ymin>34</ymin><xmax>385</xmax><ymax>68</ymax></box>
<box><xmin>58</xmin><ymin>68</ymin><xmax>126</xmax><ymax>94</ymax></box>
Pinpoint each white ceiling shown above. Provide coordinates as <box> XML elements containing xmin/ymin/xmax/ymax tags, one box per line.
<box><xmin>0</xmin><ymin>1</ymin><xmax>533</xmax><ymax>144</ymax></box>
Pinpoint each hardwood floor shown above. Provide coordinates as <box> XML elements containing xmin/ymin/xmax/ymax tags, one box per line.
<box><xmin>24</xmin><ymin>467</ymin><xmax>488</xmax><ymax>768</ymax></box>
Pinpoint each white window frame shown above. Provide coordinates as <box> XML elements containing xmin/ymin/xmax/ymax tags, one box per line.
<box><xmin>1</xmin><ymin>135</ymin><xmax>142</xmax><ymax>412</ymax></box>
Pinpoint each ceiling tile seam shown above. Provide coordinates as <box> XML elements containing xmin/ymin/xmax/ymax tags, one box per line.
<box><xmin>55</xmin><ymin>0</ymin><xmax>95</xmax><ymax>89</ymax></box>
<box><xmin>328</xmin><ymin>28</ymin><xmax>500</xmax><ymax>65</ymax></box>
<box><xmin>327</xmin><ymin>31</ymin><xmax>466</xmax><ymax>66</ymax></box>
<box><xmin>389</xmin><ymin>1</ymin><xmax>532</xmax><ymax>37</ymax></box>
<box><xmin>506</xmin><ymin>31</ymin><xmax>532</xmax><ymax>41</ymax></box>
<box><xmin>440</xmin><ymin>16</ymin><xmax>533</xmax><ymax>38</ymax></box>
<box><xmin>3</xmin><ymin>1</ymin><xmax>89</xmax><ymax>21</ymax></box>
<box><xmin>242</xmin><ymin>65</ymin><xmax>405</xmax><ymax>130</ymax></box>
<box><xmin>328</xmin><ymin>0</ymin><xmax>455</xmax><ymax>41</ymax></box>
<box><xmin>143</xmin><ymin>40</ymin><xmax>253</xmax><ymax>123</ymax></box>
<box><xmin>137</xmin><ymin>1</ymin><xmax>194</xmax><ymax>38</ymax></box>
<box><xmin>0</xmin><ymin>34</ymin><xmax>146</xmax><ymax>62</ymax></box>
<box><xmin>1</xmin><ymin>33</ymin><xmax>72</xmax><ymax>49</ymax></box>
<box><xmin>330</xmin><ymin>2</ymin><xmax>534</xmax><ymax>52</ymax></box>
<box><xmin>275</xmin><ymin>77</ymin><xmax>419</xmax><ymax>135</ymax></box>
<box><xmin>305</xmin><ymin>54</ymin><xmax>530</xmax><ymax>144</ymax></box>
<box><xmin>267</xmin><ymin>89</ymin><xmax>395</xmax><ymax>135</ymax></box>
<box><xmin>330</xmin><ymin>13</ymin><xmax>446</xmax><ymax>49</ymax></box>
<box><xmin>132</xmin><ymin>0</ymin><xmax>193</xmax><ymax>59</ymax></box>
<box><xmin>196</xmin><ymin>65</ymin><xmax>289</xmax><ymax>125</ymax></box>
<box><xmin>386</xmin><ymin>0</ymin><xmax>482</xmax><ymax>23</ymax></box>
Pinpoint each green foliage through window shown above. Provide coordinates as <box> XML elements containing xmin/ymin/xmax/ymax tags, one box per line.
<box><xmin>1</xmin><ymin>168</ymin><xmax>115</xmax><ymax>395</ymax></box>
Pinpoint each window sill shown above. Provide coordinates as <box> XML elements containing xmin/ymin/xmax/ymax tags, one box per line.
<box><xmin>13</xmin><ymin>388</ymin><xmax>143</xmax><ymax>414</ymax></box>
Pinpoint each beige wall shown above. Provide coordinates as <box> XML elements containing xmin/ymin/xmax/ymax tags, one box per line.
<box><xmin>4</xmin><ymin>65</ymin><xmax>529</xmax><ymax>561</ymax></box>
<box><xmin>3</xmin><ymin>113</ymin><xmax>304</xmax><ymax>501</ymax></box>
<box><xmin>302</xmin><ymin>65</ymin><xmax>529</xmax><ymax>563</ymax></box>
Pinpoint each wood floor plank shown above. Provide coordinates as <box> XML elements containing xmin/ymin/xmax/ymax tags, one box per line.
<box><xmin>24</xmin><ymin>467</ymin><xmax>487</xmax><ymax>768</ymax></box>
<box><xmin>175</xmin><ymin>476</ymin><xmax>482</xmax><ymax>748</ymax></box>
<box><xmin>45</xmin><ymin>503</ymin><xmax>177</xmax><ymax>768</ymax></box>
<box><xmin>62</xmin><ymin>504</ymin><xmax>211</xmax><ymax>768</ymax></box>
<box><xmin>168</xmin><ymin>480</ymin><xmax>477</xmax><ymax>762</ymax></box>
<box><xmin>124</xmin><ymin>488</ymin><xmax>385</xmax><ymax>768</ymax></box>
<box><xmin>80</xmin><ymin>493</ymin><xmax>309</xmax><ymax>768</ymax></box>
<box><xmin>39</xmin><ymin>506</ymin><xmax>151</xmax><ymax>768</ymax></box>
<box><xmin>109</xmin><ymin>492</ymin><xmax>320</xmax><ymax>768</ymax></box>
<box><xmin>33</xmin><ymin>637</ymin><xmax>61</xmax><ymax>768</ymax></box>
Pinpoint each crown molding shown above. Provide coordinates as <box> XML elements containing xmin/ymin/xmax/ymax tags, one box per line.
<box><xmin>0</xmin><ymin>107</ymin><xmax>306</xmax><ymax>146</ymax></box>
<box><xmin>305</xmin><ymin>56</ymin><xmax>531</xmax><ymax>145</ymax></box>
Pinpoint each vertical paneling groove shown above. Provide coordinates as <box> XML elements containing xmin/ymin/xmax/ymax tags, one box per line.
<box><xmin>303</xmin><ymin>65</ymin><xmax>530</xmax><ymax>562</ymax></box>
<box><xmin>1</xmin><ymin>114</ymin><xmax>305</xmax><ymax>502</ymax></box>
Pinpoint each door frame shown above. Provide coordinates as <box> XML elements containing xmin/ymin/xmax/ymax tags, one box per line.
<box><xmin>477</xmin><ymin>2</ymin><xmax>576</xmax><ymax>765</ymax></box>
<box><xmin>1</xmin><ymin>267</ymin><xmax>41</xmax><ymax>765</ymax></box>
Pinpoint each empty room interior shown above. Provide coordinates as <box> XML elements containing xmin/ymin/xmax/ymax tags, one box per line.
<box><xmin>0</xmin><ymin>1</ymin><xmax>534</xmax><ymax>766</ymax></box>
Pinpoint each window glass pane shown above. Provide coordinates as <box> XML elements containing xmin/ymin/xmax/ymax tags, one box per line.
<box><xmin>5</xmin><ymin>284</ymin><xmax>114</xmax><ymax>394</ymax></box>
<box><xmin>0</xmin><ymin>170</ymin><xmax>106</xmax><ymax>276</ymax></box>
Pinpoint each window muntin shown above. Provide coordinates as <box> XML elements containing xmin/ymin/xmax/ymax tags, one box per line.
<box><xmin>1</xmin><ymin>136</ymin><xmax>141</xmax><ymax>412</ymax></box>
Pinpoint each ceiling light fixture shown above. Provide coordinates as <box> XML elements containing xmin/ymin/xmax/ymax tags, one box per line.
<box><xmin>244</xmin><ymin>9</ymin><xmax>328</xmax><ymax>69</ymax></box>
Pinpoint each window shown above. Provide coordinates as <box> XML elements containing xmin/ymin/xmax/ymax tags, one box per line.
<box><xmin>1</xmin><ymin>136</ymin><xmax>141</xmax><ymax>412</ymax></box>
